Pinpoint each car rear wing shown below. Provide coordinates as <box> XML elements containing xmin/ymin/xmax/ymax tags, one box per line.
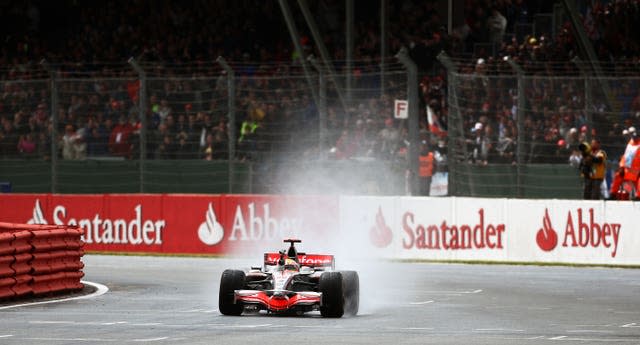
<box><xmin>264</xmin><ymin>253</ymin><xmax>335</xmax><ymax>270</ymax></box>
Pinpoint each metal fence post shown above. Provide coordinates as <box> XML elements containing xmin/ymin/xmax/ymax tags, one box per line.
<box><xmin>216</xmin><ymin>57</ymin><xmax>236</xmax><ymax>193</ymax></box>
<box><xmin>380</xmin><ymin>0</ymin><xmax>387</xmax><ymax>99</ymax></box>
<box><xmin>573</xmin><ymin>57</ymin><xmax>592</xmax><ymax>142</ymax></box>
<box><xmin>396</xmin><ymin>47</ymin><xmax>419</xmax><ymax>195</ymax></box>
<box><xmin>40</xmin><ymin>60</ymin><xmax>58</xmax><ymax>193</ymax></box>
<box><xmin>437</xmin><ymin>51</ymin><xmax>468</xmax><ymax>196</ymax></box>
<box><xmin>309</xmin><ymin>56</ymin><xmax>327</xmax><ymax>153</ymax></box>
<box><xmin>507</xmin><ymin>59</ymin><xmax>525</xmax><ymax>198</ymax></box>
<box><xmin>346</xmin><ymin>0</ymin><xmax>354</xmax><ymax>107</ymax></box>
<box><xmin>278</xmin><ymin>0</ymin><xmax>320</xmax><ymax>108</ymax></box>
<box><xmin>128</xmin><ymin>58</ymin><xmax>147</xmax><ymax>193</ymax></box>
<box><xmin>297</xmin><ymin>0</ymin><xmax>348</xmax><ymax>112</ymax></box>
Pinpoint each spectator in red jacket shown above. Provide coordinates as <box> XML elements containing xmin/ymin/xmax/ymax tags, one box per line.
<box><xmin>109</xmin><ymin>116</ymin><xmax>134</xmax><ymax>159</ymax></box>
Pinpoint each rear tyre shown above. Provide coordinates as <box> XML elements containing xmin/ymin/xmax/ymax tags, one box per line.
<box><xmin>219</xmin><ymin>269</ymin><xmax>246</xmax><ymax>316</ymax></box>
<box><xmin>319</xmin><ymin>272</ymin><xmax>344</xmax><ymax>318</ymax></box>
<box><xmin>341</xmin><ymin>271</ymin><xmax>359</xmax><ymax>316</ymax></box>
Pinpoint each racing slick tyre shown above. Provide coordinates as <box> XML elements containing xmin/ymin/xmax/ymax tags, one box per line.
<box><xmin>319</xmin><ymin>271</ymin><xmax>344</xmax><ymax>318</ymax></box>
<box><xmin>341</xmin><ymin>271</ymin><xmax>359</xmax><ymax>316</ymax></box>
<box><xmin>219</xmin><ymin>269</ymin><xmax>246</xmax><ymax>316</ymax></box>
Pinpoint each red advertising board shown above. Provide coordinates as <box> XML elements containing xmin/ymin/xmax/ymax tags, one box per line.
<box><xmin>0</xmin><ymin>194</ymin><xmax>339</xmax><ymax>256</ymax></box>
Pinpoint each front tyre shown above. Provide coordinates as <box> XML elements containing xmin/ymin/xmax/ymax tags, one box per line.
<box><xmin>319</xmin><ymin>272</ymin><xmax>344</xmax><ymax>318</ymax></box>
<box><xmin>341</xmin><ymin>271</ymin><xmax>359</xmax><ymax>316</ymax></box>
<box><xmin>219</xmin><ymin>269</ymin><xmax>246</xmax><ymax>316</ymax></box>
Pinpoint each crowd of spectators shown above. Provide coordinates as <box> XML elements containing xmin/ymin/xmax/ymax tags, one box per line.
<box><xmin>0</xmin><ymin>0</ymin><xmax>438</xmax><ymax>163</ymax></box>
<box><xmin>0</xmin><ymin>0</ymin><xmax>637</xmax><ymax>172</ymax></box>
<box><xmin>444</xmin><ymin>0</ymin><xmax>640</xmax><ymax>168</ymax></box>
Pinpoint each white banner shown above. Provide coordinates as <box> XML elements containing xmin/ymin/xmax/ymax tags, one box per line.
<box><xmin>339</xmin><ymin>196</ymin><xmax>640</xmax><ymax>265</ymax></box>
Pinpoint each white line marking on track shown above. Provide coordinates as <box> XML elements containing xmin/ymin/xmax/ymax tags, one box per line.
<box><xmin>0</xmin><ymin>280</ymin><xmax>108</xmax><ymax>310</ymax></box>
<box><xmin>526</xmin><ymin>336</ymin><xmax>544</xmax><ymax>340</ymax></box>
<box><xmin>419</xmin><ymin>289</ymin><xmax>483</xmax><ymax>295</ymax></box>
<box><xmin>574</xmin><ymin>324</ymin><xmax>614</xmax><ymax>327</ymax></box>
<box><xmin>474</xmin><ymin>328</ymin><xmax>525</xmax><ymax>332</ymax></box>
<box><xmin>133</xmin><ymin>337</ymin><xmax>169</xmax><ymax>342</ymax></box>
<box><xmin>567</xmin><ymin>330</ymin><xmax>614</xmax><ymax>333</ymax></box>
<box><xmin>409</xmin><ymin>300</ymin><xmax>434</xmax><ymax>305</ymax></box>
<box><xmin>567</xmin><ymin>338</ymin><xmax>640</xmax><ymax>343</ymax></box>
<box><xmin>227</xmin><ymin>324</ymin><xmax>272</xmax><ymax>328</ymax></box>
<box><xmin>550</xmin><ymin>336</ymin><xmax>567</xmax><ymax>340</ymax></box>
<box><xmin>30</xmin><ymin>321</ymin><xmax>119</xmax><ymax>326</ymax></box>
<box><xmin>23</xmin><ymin>337</ymin><xmax>117</xmax><ymax>342</ymax></box>
<box><xmin>0</xmin><ymin>335</ymin><xmax>13</xmax><ymax>338</ymax></box>
<box><xmin>621</xmin><ymin>323</ymin><xmax>640</xmax><ymax>328</ymax></box>
<box><xmin>397</xmin><ymin>327</ymin><xmax>435</xmax><ymax>330</ymax></box>
<box><xmin>613</xmin><ymin>311</ymin><xmax>640</xmax><ymax>315</ymax></box>
<box><xmin>30</xmin><ymin>320</ymin><xmax>168</xmax><ymax>328</ymax></box>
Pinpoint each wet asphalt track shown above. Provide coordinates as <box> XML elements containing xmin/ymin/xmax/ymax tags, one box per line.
<box><xmin>0</xmin><ymin>255</ymin><xmax>639</xmax><ymax>345</ymax></box>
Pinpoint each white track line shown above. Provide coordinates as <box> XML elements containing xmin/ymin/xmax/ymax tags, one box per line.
<box><xmin>409</xmin><ymin>300</ymin><xmax>434</xmax><ymax>305</ymax></box>
<box><xmin>23</xmin><ymin>337</ymin><xmax>117</xmax><ymax>342</ymax></box>
<box><xmin>133</xmin><ymin>337</ymin><xmax>169</xmax><ymax>342</ymax></box>
<box><xmin>0</xmin><ymin>280</ymin><xmax>108</xmax><ymax>310</ymax></box>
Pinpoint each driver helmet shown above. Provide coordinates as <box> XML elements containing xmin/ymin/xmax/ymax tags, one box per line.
<box><xmin>283</xmin><ymin>258</ymin><xmax>300</xmax><ymax>271</ymax></box>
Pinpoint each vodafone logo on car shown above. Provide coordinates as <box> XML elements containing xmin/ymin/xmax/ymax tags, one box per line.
<box><xmin>535</xmin><ymin>208</ymin><xmax>622</xmax><ymax>257</ymax></box>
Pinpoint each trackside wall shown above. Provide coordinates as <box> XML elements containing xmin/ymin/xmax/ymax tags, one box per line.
<box><xmin>0</xmin><ymin>194</ymin><xmax>638</xmax><ymax>266</ymax></box>
<box><xmin>339</xmin><ymin>196</ymin><xmax>640</xmax><ymax>266</ymax></box>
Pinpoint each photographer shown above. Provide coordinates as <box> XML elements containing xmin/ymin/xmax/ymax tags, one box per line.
<box><xmin>579</xmin><ymin>139</ymin><xmax>607</xmax><ymax>200</ymax></box>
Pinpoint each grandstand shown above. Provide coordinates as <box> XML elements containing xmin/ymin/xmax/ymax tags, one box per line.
<box><xmin>0</xmin><ymin>0</ymin><xmax>638</xmax><ymax>199</ymax></box>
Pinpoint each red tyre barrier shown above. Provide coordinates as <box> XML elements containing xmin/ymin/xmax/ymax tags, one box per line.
<box><xmin>11</xmin><ymin>253</ymin><xmax>32</xmax><ymax>275</ymax></box>
<box><xmin>31</xmin><ymin>252</ymin><xmax>53</xmax><ymax>275</ymax></box>
<box><xmin>64</xmin><ymin>238</ymin><xmax>84</xmax><ymax>250</ymax></box>
<box><xmin>0</xmin><ymin>222</ymin><xmax>68</xmax><ymax>231</ymax></box>
<box><xmin>32</xmin><ymin>272</ymin><xmax>67</xmax><ymax>295</ymax></box>
<box><xmin>64</xmin><ymin>259</ymin><xmax>84</xmax><ymax>271</ymax></box>
<box><xmin>11</xmin><ymin>274</ymin><xmax>32</xmax><ymax>297</ymax></box>
<box><xmin>0</xmin><ymin>222</ymin><xmax>85</xmax><ymax>301</ymax></box>
<box><xmin>0</xmin><ymin>277</ymin><xmax>16</xmax><ymax>299</ymax></box>
<box><xmin>31</xmin><ymin>251</ymin><xmax>83</xmax><ymax>274</ymax></box>
<box><xmin>0</xmin><ymin>232</ymin><xmax>14</xmax><ymax>255</ymax></box>
<box><xmin>31</xmin><ymin>229</ymin><xmax>72</xmax><ymax>253</ymax></box>
<box><xmin>0</xmin><ymin>255</ymin><xmax>14</xmax><ymax>278</ymax></box>
<box><xmin>64</xmin><ymin>271</ymin><xmax>84</xmax><ymax>290</ymax></box>
<box><xmin>11</xmin><ymin>230</ymin><xmax>33</xmax><ymax>254</ymax></box>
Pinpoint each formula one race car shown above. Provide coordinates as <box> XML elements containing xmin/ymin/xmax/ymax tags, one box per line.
<box><xmin>218</xmin><ymin>239</ymin><xmax>359</xmax><ymax>318</ymax></box>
